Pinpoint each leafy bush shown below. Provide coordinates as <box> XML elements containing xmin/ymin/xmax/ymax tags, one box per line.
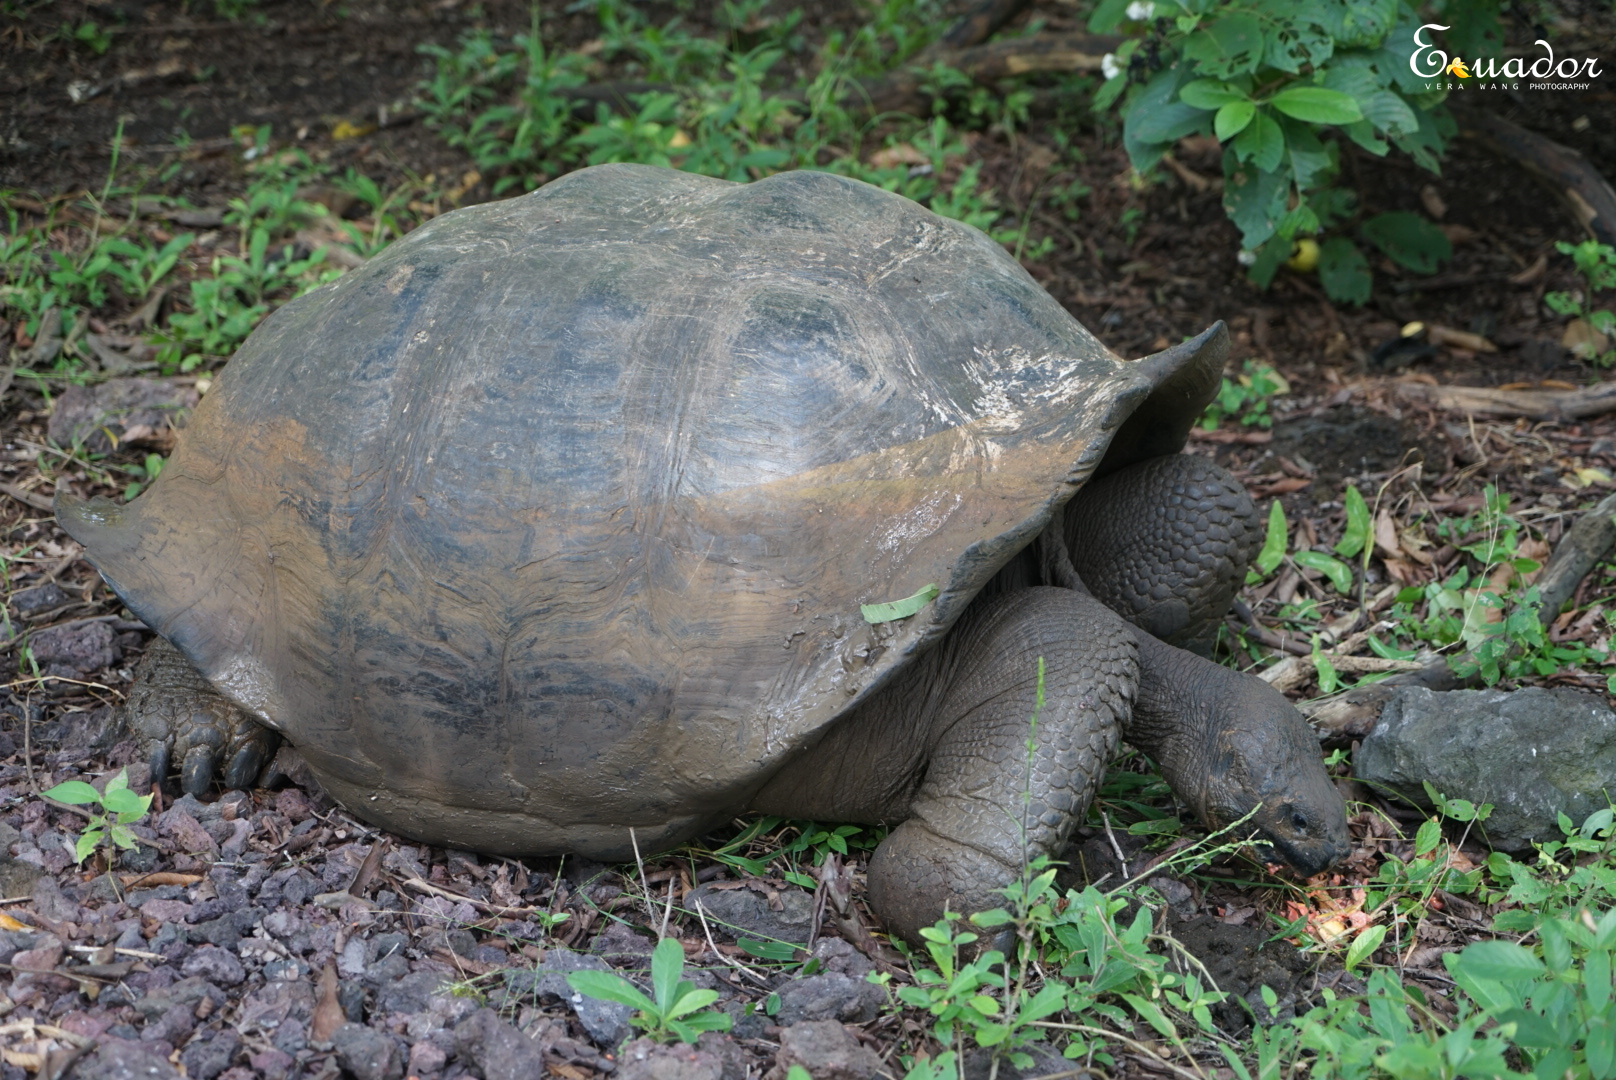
<box><xmin>1546</xmin><ymin>239</ymin><xmax>1616</xmax><ymax>366</ymax></box>
<box><xmin>1091</xmin><ymin>0</ymin><xmax>1490</xmax><ymax>303</ymax></box>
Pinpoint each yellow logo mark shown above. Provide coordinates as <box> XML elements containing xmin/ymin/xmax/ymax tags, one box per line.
<box><xmin>1447</xmin><ymin>58</ymin><xmax>1472</xmax><ymax>77</ymax></box>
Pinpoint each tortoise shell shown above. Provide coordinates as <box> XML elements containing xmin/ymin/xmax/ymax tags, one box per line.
<box><xmin>59</xmin><ymin>164</ymin><xmax>1223</xmax><ymax>856</ymax></box>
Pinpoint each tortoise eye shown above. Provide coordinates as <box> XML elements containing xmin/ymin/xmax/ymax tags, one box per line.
<box><xmin>1291</xmin><ymin>811</ymin><xmax>1309</xmax><ymax>831</ymax></box>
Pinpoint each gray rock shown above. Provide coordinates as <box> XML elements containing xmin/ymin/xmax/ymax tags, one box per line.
<box><xmin>453</xmin><ymin>1008</ymin><xmax>547</xmax><ymax>1080</ymax></box>
<box><xmin>0</xmin><ymin>855</ymin><xmax>43</xmax><ymax>898</ymax></box>
<box><xmin>180</xmin><ymin>1029</ymin><xmax>240</xmax><ymax>1080</ymax></box>
<box><xmin>376</xmin><ymin>970</ymin><xmax>448</xmax><ymax>1015</ymax></box>
<box><xmin>333</xmin><ymin>1023</ymin><xmax>403</xmax><ymax>1080</ymax></box>
<box><xmin>615</xmin><ymin>1036</ymin><xmax>726</xmax><ymax>1080</ymax></box>
<box><xmin>11</xmin><ymin>582</ymin><xmax>66</xmax><ymax>615</ymax></box>
<box><xmin>69</xmin><ymin>1037</ymin><xmax>183</xmax><ymax>1080</ymax></box>
<box><xmin>684</xmin><ymin>883</ymin><xmax>815</xmax><ymax>943</ymax></box>
<box><xmin>29</xmin><ymin>621</ymin><xmax>121</xmax><ymax>676</ymax></box>
<box><xmin>134</xmin><ymin>975</ymin><xmax>229</xmax><ymax>1019</ymax></box>
<box><xmin>182</xmin><ymin>945</ymin><xmax>246</xmax><ymax>986</ymax></box>
<box><xmin>773</xmin><ymin>972</ymin><xmax>886</xmax><ymax>1026</ymax></box>
<box><xmin>47</xmin><ymin>377</ymin><xmax>199</xmax><ymax>456</ymax></box>
<box><xmin>593</xmin><ymin>920</ymin><xmax>657</xmax><ymax>964</ymax></box>
<box><xmin>1356</xmin><ymin>686</ymin><xmax>1616</xmax><ymax>850</ymax></box>
<box><xmin>498</xmin><ymin>946</ymin><xmax>634</xmax><ymax>1047</ymax></box>
<box><xmin>187</xmin><ymin>907</ymin><xmax>262</xmax><ymax>948</ymax></box>
<box><xmin>765</xmin><ymin>1021</ymin><xmax>883</xmax><ymax>1080</ymax></box>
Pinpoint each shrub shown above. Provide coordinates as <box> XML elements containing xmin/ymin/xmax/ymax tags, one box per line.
<box><xmin>1090</xmin><ymin>0</ymin><xmax>1498</xmax><ymax>303</ymax></box>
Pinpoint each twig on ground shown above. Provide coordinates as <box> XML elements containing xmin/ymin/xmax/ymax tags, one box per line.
<box><xmin>1100</xmin><ymin>811</ymin><xmax>1130</xmax><ymax>879</ymax></box>
<box><xmin>691</xmin><ymin>897</ymin><xmax>772</xmax><ymax>989</ymax></box>
<box><xmin>629</xmin><ymin>826</ymin><xmax>660</xmax><ymax>937</ymax></box>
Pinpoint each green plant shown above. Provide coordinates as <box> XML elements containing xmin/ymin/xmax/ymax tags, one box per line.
<box><xmin>1200</xmin><ymin>358</ymin><xmax>1287</xmax><ymax>429</ymax></box>
<box><xmin>1546</xmin><ymin>239</ymin><xmax>1616</xmax><ymax>366</ymax></box>
<box><xmin>1094</xmin><ymin>0</ymin><xmax>1481</xmax><ymax>304</ymax></box>
<box><xmin>566</xmin><ymin>935</ymin><xmax>732</xmax><ymax>1044</ymax></box>
<box><xmin>42</xmin><ymin>768</ymin><xmax>154</xmax><ymax>865</ymax></box>
<box><xmin>67</xmin><ymin>20</ymin><xmax>112</xmax><ymax>55</ymax></box>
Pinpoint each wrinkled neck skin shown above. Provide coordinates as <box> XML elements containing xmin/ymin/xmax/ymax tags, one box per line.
<box><xmin>1125</xmin><ymin>633</ymin><xmax>1223</xmax><ymax>812</ymax></box>
<box><xmin>1124</xmin><ymin>619</ymin><xmax>1350</xmax><ymax>877</ymax></box>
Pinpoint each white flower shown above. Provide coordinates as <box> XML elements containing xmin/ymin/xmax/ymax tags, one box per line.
<box><xmin>1237</xmin><ymin>249</ymin><xmax>1258</xmax><ymax>267</ymax></box>
<box><xmin>1126</xmin><ymin>1</ymin><xmax>1155</xmax><ymax>20</ymax></box>
<box><xmin>1102</xmin><ymin>53</ymin><xmax>1122</xmax><ymax>80</ymax></box>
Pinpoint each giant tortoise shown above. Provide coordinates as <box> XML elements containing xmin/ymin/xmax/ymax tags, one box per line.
<box><xmin>58</xmin><ymin>164</ymin><xmax>1348</xmax><ymax>941</ymax></box>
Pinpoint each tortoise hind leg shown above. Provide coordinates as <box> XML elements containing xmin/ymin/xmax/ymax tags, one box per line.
<box><xmin>126</xmin><ymin>637</ymin><xmax>281</xmax><ymax>795</ymax></box>
<box><xmin>1064</xmin><ymin>454</ymin><xmax>1258</xmax><ymax>656</ymax></box>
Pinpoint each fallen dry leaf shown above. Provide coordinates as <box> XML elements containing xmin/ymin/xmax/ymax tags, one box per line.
<box><xmin>311</xmin><ymin>963</ymin><xmax>344</xmax><ymax>1043</ymax></box>
<box><xmin>1374</xmin><ymin>508</ymin><xmax>1400</xmax><ymax>559</ymax></box>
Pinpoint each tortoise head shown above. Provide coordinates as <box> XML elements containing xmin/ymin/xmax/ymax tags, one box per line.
<box><xmin>1199</xmin><ymin>676</ymin><xmax>1352</xmax><ymax>877</ymax></box>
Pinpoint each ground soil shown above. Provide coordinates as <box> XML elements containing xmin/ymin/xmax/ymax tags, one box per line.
<box><xmin>2</xmin><ymin>2</ymin><xmax>1615</xmax><ymax>1079</ymax></box>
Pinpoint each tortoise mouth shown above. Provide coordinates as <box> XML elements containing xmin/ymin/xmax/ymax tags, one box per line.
<box><xmin>1254</xmin><ymin>833</ymin><xmax>1349</xmax><ymax>879</ymax></box>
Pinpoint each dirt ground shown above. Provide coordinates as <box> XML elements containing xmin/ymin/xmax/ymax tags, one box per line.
<box><xmin>2</xmin><ymin>2</ymin><xmax>1616</xmax><ymax>1079</ymax></box>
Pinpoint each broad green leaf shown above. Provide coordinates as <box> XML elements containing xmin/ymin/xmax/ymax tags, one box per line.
<box><xmin>43</xmin><ymin>780</ymin><xmax>102</xmax><ymax>806</ymax></box>
<box><xmin>1294</xmin><ymin>551</ymin><xmax>1353</xmax><ymax>594</ymax></box>
<box><xmin>1179</xmin><ymin>79</ymin><xmax>1249</xmax><ymax>109</ymax></box>
<box><xmin>1449</xmin><ymin>940</ymin><xmax>1545</xmax><ymax>983</ymax></box>
<box><xmin>1361</xmin><ymin>211</ymin><xmax>1451</xmax><ymax>274</ymax></box>
<box><xmin>664</xmin><ymin>987</ymin><xmax>721</xmax><ymax>1020</ymax></box>
<box><xmin>969</xmin><ymin>908</ymin><xmax>1015</xmax><ymax>927</ymax></box>
<box><xmin>1276</xmin><ymin>114</ymin><xmax>1334</xmax><ymax>190</ymax></box>
<box><xmin>101</xmin><ymin>787</ymin><xmax>150</xmax><ymax>816</ymax></box>
<box><xmin>968</xmin><ymin>995</ymin><xmax>1000</xmax><ymax>1015</ymax></box>
<box><xmin>668</xmin><ymin>1011</ymin><xmax>731</xmax><ymax>1042</ymax></box>
<box><xmin>1214</xmin><ymin>100</ymin><xmax>1255</xmax><ymax>141</ymax></box>
<box><xmin>1255</xmin><ymin>500</ymin><xmax>1287</xmax><ymax>575</ymax></box>
<box><xmin>861</xmin><ymin>583</ymin><xmax>939</xmax><ymax>624</ymax></box>
<box><xmin>1087</xmin><ymin>0</ymin><xmax>1132</xmax><ymax>32</ymax></box>
<box><xmin>1269</xmin><ymin>87</ymin><xmax>1362</xmax><ymax>125</ymax></box>
<box><xmin>650</xmin><ymin>936</ymin><xmax>684</xmax><ymax>1011</ymax></box>
<box><xmin>1334</xmin><ymin>485</ymin><xmax>1371</xmax><ymax>557</ymax></box>
<box><xmin>1121</xmin><ymin>992</ymin><xmax>1178</xmax><ymax>1039</ymax></box>
<box><xmin>1233</xmin><ymin>110</ymin><xmax>1284</xmax><ymax>172</ymax></box>
<box><xmin>108</xmin><ymin>823</ymin><xmax>141</xmax><ymax>850</ymax></box>
<box><xmin>1344</xmin><ymin>924</ymin><xmax>1386</xmax><ymax>971</ymax></box>
<box><xmin>738</xmin><ymin>938</ymin><xmax>800</xmax><ymax>962</ymax></box>
<box><xmin>1318</xmin><ymin>238</ymin><xmax>1371</xmax><ymax>305</ymax></box>
<box><xmin>75</xmin><ymin>828</ymin><xmax>101</xmax><ymax>864</ymax></box>
<box><xmin>104</xmin><ymin>769</ymin><xmax>130</xmax><ymax>795</ymax></box>
<box><xmin>1367</xmin><ymin>634</ymin><xmax>1416</xmax><ymax>661</ymax></box>
<box><xmin>1124</xmin><ymin>72</ymin><xmax>1212</xmax><ymax>171</ymax></box>
<box><xmin>1414</xmin><ymin>818</ymin><xmax>1441</xmax><ymax>856</ymax></box>
<box><xmin>1360</xmin><ymin>90</ymin><xmax>1419</xmax><ymax>137</ymax></box>
<box><xmin>1222</xmin><ymin>158</ymin><xmax>1289</xmax><ymax>249</ymax></box>
<box><xmin>566</xmin><ymin>970</ymin><xmax>658</xmax><ymax>1013</ymax></box>
<box><xmin>1183</xmin><ymin>14</ymin><xmax>1264</xmax><ymax>77</ymax></box>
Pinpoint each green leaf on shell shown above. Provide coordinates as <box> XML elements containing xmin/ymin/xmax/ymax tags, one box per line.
<box><xmin>862</xmin><ymin>583</ymin><xmax>940</xmax><ymax>624</ymax></box>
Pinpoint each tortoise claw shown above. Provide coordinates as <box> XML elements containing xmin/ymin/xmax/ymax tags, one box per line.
<box><xmin>125</xmin><ymin>637</ymin><xmax>280</xmax><ymax>795</ymax></box>
<box><xmin>147</xmin><ymin>739</ymin><xmax>171</xmax><ymax>797</ymax></box>
<box><xmin>181</xmin><ymin>743</ymin><xmax>218</xmax><ymax>797</ymax></box>
<box><xmin>222</xmin><ymin>731</ymin><xmax>277</xmax><ymax>792</ymax></box>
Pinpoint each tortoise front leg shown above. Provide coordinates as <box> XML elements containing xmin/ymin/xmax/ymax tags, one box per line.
<box><xmin>753</xmin><ymin>587</ymin><xmax>1137</xmax><ymax>944</ymax></box>
<box><xmin>126</xmin><ymin>637</ymin><xmax>281</xmax><ymax>795</ymax></box>
<box><xmin>1063</xmin><ymin>454</ymin><xmax>1258</xmax><ymax>656</ymax></box>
